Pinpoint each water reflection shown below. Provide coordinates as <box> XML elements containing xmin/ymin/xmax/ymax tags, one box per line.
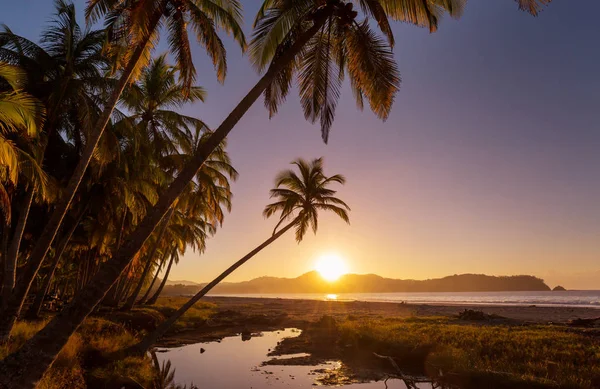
<box><xmin>155</xmin><ymin>328</ymin><xmax>435</xmax><ymax>388</ymax></box>
<box><xmin>325</xmin><ymin>294</ymin><xmax>338</xmax><ymax>300</ymax></box>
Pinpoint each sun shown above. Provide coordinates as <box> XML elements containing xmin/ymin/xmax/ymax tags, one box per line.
<box><xmin>315</xmin><ymin>254</ymin><xmax>348</xmax><ymax>282</ymax></box>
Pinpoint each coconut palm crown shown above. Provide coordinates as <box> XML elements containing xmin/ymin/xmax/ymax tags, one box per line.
<box><xmin>264</xmin><ymin>157</ymin><xmax>350</xmax><ymax>242</ymax></box>
<box><xmin>251</xmin><ymin>0</ymin><xmax>550</xmax><ymax>143</ymax></box>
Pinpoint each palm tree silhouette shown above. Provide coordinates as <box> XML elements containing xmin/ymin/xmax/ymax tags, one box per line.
<box><xmin>133</xmin><ymin>157</ymin><xmax>349</xmax><ymax>352</ymax></box>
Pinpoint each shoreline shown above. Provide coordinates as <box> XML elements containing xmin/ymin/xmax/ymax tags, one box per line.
<box><xmin>203</xmin><ymin>292</ymin><xmax>600</xmax><ymax>309</ymax></box>
<box><xmin>152</xmin><ymin>295</ymin><xmax>600</xmax><ymax>348</ymax></box>
<box><xmin>153</xmin><ymin>296</ymin><xmax>600</xmax><ymax>389</ymax></box>
<box><xmin>200</xmin><ymin>295</ymin><xmax>600</xmax><ymax>323</ymax></box>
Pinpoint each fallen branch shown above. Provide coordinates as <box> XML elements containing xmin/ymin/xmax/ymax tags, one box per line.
<box><xmin>373</xmin><ymin>353</ymin><xmax>434</xmax><ymax>389</ymax></box>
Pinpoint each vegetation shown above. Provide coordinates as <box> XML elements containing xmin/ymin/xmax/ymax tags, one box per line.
<box><xmin>0</xmin><ymin>0</ymin><xmax>551</xmax><ymax>387</ymax></box>
<box><xmin>131</xmin><ymin>157</ymin><xmax>350</xmax><ymax>352</ymax></box>
<box><xmin>0</xmin><ymin>297</ymin><xmax>216</xmax><ymax>389</ymax></box>
<box><xmin>335</xmin><ymin>316</ymin><xmax>600</xmax><ymax>388</ymax></box>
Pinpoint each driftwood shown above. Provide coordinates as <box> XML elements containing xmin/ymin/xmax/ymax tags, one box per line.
<box><xmin>373</xmin><ymin>353</ymin><xmax>440</xmax><ymax>389</ymax></box>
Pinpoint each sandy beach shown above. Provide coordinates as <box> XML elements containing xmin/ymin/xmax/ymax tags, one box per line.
<box><xmin>200</xmin><ymin>295</ymin><xmax>600</xmax><ymax>324</ymax></box>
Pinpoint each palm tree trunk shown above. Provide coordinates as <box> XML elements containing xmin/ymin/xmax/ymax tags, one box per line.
<box><xmin>101</xmin><ymin>210</ymin><xmax>129</xmax><ymax>307</ymax></box>
<box><xmin>122</xmin><ymin>208</ymin><xmax>173</xmax><ymax>310</ymax></box>
<box><xmin>145</xmin><ymin>248</ymin><xmax>176</xmax><ymax>306</ymax></box>
<box><xmin>0</xmin><ymin>11</ymin><xmax>164</xmax><ymax>344</ymax></box>
<box><xmin>113</xmin><ymin>268</ymin><xmax>130</xmax><ymax>304</ymax></box>
<box><xmin>1</xmin><ymin>190</ymin><xmax>34</xmax><ymax>310</ymax></box>
<box><xmin>138</xmin><ymin>250</ymin><xmax>168</xmax><ymax>305</ymax></box>
<box><xmin>25</xmin><ymin>204</ymin><xmax>86</xmax><ymax>319</ymax></box>
<box><xmin>132</xmin><ymin>219</ymin><xmax>297</xmax><ymax>353</ymax></box>
<box><xmin>0</xmin><ymin>18</ymin><xmax>325</xmax><ymax>388</ymax></box>
<box><xmin>0</xmin><ymin>221</ymin><xmax>9</xmax><ymax>306</ymax></box>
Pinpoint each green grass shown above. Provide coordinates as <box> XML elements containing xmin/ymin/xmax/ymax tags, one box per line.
<box><xmin>338</xmin><ymin>316</ymin><xmax>600</xmax><ymax>388</ymax></box>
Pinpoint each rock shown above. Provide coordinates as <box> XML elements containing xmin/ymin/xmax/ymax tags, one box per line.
<box><xmin>241</xmin><ymin>328</ymin><xmax>252</xmax><ymax>341</ymax></box>
<box><xmin>457</xmin><ymin>309</ymin><xmax>487</xmax><ymax>321</ymax></box>
<box><xmin>553</xmin><ymin>285</ymin><xmax>567</xmax><ymax>291</ymax></box>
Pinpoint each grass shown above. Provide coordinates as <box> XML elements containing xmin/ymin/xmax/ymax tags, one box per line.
<box><xmin>337</xmin><ymin>316</ymin><xmax>600</xmax><ymax>388</ymax></box>
<box><xmin>0</xmin><ymin>320</ymin><xmax>88</xmax><ymax>389</ymax></box>
<box><xmin>148</xmin><ymin>297</ymin><xmax>216</xmax><ymax>330</ymax></box>
<box><xmin>0</xmin><ymin>297</ymin><xmax>217</xmax><ymax>389</ymax></box>
<box><xmin>4</xmin><ymin>299</ymin><xmax>599</xmax><ymax>389</ymax></box>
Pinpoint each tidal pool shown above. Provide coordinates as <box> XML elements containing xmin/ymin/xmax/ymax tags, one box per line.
<box><xmin>155</xmin><ymin>328</ymin><xmax>435</xmax><ymax>388</ymax></box>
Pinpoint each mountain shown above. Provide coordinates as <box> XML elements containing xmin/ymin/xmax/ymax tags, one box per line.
<box><xmin>161</xmin><ymin>272</ymin><xmax>550</xmax><ymax>296</ymax></box>
<box><xmin>164</xmin><ymin>280</ymin><xmax>201</xmax><ymax>286</ymax></box>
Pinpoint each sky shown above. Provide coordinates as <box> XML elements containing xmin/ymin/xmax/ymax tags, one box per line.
<box><xmin>2</xmin><ymin>1</ymin><xmax>599</xmax><ymax>289</ymax></box>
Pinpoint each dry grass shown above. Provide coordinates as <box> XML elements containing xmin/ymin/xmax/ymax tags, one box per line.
<box><xmin>338</xmin><ymin>316</ymin><xmax>600</xmax><ymax>388</ymax></box>
<box><xmin>0</xmin><ymin>297</ymin><xmax>216</xmax><ymax>388</ymax></box>
<box><xmin>147</xmin><ymin>297</ymin><xmax>217</xmax><ymax>330</ymax></box>
<box><xmin>0</xmin><ymin>320</ymin><xmax>87</xmax><ymax>389</ymax></box>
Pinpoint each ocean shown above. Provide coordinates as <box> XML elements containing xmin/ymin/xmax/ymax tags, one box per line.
<box><xmin>208</xmin><ymin>290</ymin><xmax>600</xmax><ymax>308</ymax></box>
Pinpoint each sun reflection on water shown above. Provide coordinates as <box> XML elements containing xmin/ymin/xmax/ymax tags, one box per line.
<box><xmin>325</xmin><ymin>294</ymin><xmax>338</xmax><ymax>300</ymax></box>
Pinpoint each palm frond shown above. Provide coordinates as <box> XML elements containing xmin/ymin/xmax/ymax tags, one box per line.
<box><xmin>345</xmin><ymin>20</ymin><xmax>400</xmax><ymax>120</ymax></box>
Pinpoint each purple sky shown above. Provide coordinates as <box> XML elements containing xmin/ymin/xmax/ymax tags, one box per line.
<box><xmin>2</xmin><ymin>1</ymin><xmax>599</xmax><ymax>288</ymax></box>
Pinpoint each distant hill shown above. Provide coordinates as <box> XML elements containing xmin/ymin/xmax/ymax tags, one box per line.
<box><xmin>164</xmin><ymin>280</ymin><xmax>200</xmax><ymax>286</ymax></box>
<box><xmin>161</xmin><ymin>272</ymin><xmax>550</xmax><ymax>296</ymax></box>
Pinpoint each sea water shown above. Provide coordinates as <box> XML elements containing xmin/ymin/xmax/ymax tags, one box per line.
<box><xmin>208</xmin><ymin>290</ymin><xmax>600</xmax><ymax>308</ymax></box>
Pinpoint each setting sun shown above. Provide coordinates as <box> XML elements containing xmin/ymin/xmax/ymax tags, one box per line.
<box><xmin>315</xmin><ymin>254</ymin><xmax>348</xmax><ymax>282</ymax></box>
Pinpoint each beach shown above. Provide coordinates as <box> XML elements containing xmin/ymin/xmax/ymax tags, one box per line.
<box><xmin>204</xmin><ymin>295</ymin><xmax>600</xmax><ymax>323</ymax></box>
<box><xmin>151</xmin><ymin>296</ymin><xmax>600</xmax><ymax>388</ymax></box>
<box><xmin>155</xmin><ymin>295</ymin><xmax>600</xmax><ymax>347</ymax></box>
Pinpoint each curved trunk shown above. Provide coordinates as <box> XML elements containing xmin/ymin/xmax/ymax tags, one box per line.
<box><xmin>138</xmin><ymin>250</ymin><xmax>168</xmax><ymax>305</ymax></box>
<box><xmin>133</xmin><ymin>220</ymin><xmax>296</xmax><ymax>353</ymax></box>
<box><xmin>0</xmin><ymin>18</ymin><xmax>325</xmax><ymax>388</ymax></box>
<box><xmin>122</xmin><ymin>208</ymin><xmax>173</xmax><ymax>310</ymax></box>
<box><xmin>25</xmin><ymin>204</ymin><xmax>86</xmax><ymax>319</ymax></box>
<box><xmin>0</xmin><ymin>11</ymin><xmax>163</xmax><ymax>344</ymax></box>
<box><xmin>145</xmin><ymin>248</ymin><xmax>176</xmax><ymax>305</ymax></box>
<box><xmin>2</xmin><ymin>190</ymin><xmax>34</xmax><ymax>310</ymax></box>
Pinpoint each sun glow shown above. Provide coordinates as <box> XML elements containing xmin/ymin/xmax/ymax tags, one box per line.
<box><xmin>315</xmin><ymin>254</ymin><xmax>348</xmax><ymax>282</ymax></box>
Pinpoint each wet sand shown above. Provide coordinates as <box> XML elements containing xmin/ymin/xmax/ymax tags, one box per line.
<box><xmin>202</xmin><ymin>295</ymin><xmax>599</xmax><ymax>323</ymax></box>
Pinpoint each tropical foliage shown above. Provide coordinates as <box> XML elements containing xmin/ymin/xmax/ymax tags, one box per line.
<box><xmin>132</xmin><ymin>157</ymin><xmax>350</xmax><ymax>353</ymax></box>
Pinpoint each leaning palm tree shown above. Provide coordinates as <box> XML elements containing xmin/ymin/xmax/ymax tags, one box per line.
<box><xmin>0</xmin><ymin>2</ymin><xmax>550</xmax><ymax>386</ymax></box>
<box><xmin>131</xmin><ymin>157</ymin><xmax>349</xmax><ymax>352</ymax></box>
<box><xmin>6</xmin><ymin>0</ymin><xmax>246</xmax><ymax>342</ymax></box>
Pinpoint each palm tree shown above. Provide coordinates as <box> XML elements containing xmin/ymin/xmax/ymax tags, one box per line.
<box><xmin>0</xmin><ymin>62</ymin><xmax>46</xmax><ymax>308</ymax></box>
<box><xmin>118</xmin><ymin>55</ymin><xmax>209</xmax><ymax>310</ymax></box>
<box><xmin>121</xmin><ymin>54</ymin><xmax>207</xmax><ymax>157</ymax></box>
<box><xmin>0</xmin><ymin>0</ymin><xmax>108</xmax><ymax>334</ymax></box>
<box><xmin>138</xmin><ymin>247</ymin><xmax>170</xmax><ymax>304</ymax></box>
<box><xmin>145</xmin><ymin>246</ymin><xmax>179</xmax><ymax>305</ymax></box>
<box><xmin>0</xmin><ymin>2</ymin><xmax>550</xmax><ymax>386</ymax></box>
<box><xmin>122</xmin><ymin>207</ymin><xmax>174</xmax><ymax>310</ymax></box>
<box><xmin>131</xmin><ymin>157</ymin><xmax>349</xmax><ymax>352</ymax></box>
<box><xmin>5</xmin><ymin>0</ymin><xmax>246</xmax><ymax>341</ymax></box>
